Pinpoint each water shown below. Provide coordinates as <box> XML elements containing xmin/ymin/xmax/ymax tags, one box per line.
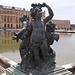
<box><xmin>0</xmin><ymin>31</ymin><xmax>21</xmax><ymax>62</ymax></box>
<box><xmin>0</xmin><ymin>31</ymin><xmax>75</xmax><ymax>65</ymax></box>
<box><xmin>51</xmin><ymin>33</ymin><xmax>75</xmax><ymax>65</ymax></box>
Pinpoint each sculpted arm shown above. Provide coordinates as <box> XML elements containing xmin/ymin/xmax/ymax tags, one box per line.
<box><xmin>43</xmin><ymin>3</ymin><xmax>54</xmax><ymax>24</ymax></box>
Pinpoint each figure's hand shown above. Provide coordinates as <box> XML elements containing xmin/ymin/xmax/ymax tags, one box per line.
<box><xmin>53</xmin><ymin>33</ymin><xmax>59</xmax><ymax>42</ymax></box>
<box><xmin>42</xmin><ymin>3</ymin><xmax>48</xmax><ymax>7</ymax></box>
<box><xmin>12</xmin><ymin>36</ymin><xmax>17</xmax><ymax>40</ymax></box>
<box><xmin>13</xmin><ymin>32</ymin><xmax>18</xmax><ymax>36</ymax></box>
<box><xmin>12</xmin><ymin>36</ymin><xmax>19</xmax><ymax>42</ymax></box>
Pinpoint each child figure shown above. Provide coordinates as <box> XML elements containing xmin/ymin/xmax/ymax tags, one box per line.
<box><xmin>13</xmin><ymin>14</ymin><xmax>30</xmax><ymax>42</ymax></box>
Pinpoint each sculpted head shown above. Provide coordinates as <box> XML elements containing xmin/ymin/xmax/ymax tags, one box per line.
<box><xmin>20</xmin><ymin>14</ymin><xmax>29</xmax><ymax>23</ymax></box>
<box><xmin>46</xmin><ymin>21</ymin><xmax>56</xmax><ymax>33</ymax></box>
<box><xmin>30</xmin><ymin>3</ymin><xmax>42</xmax><ymax>19</ymax></box>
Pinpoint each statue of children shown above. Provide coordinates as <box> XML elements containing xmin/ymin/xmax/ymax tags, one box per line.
<box><xmin>30</xmin><ymin>3</ymin><xmax>54</xmax><ymax>66</ymax></box>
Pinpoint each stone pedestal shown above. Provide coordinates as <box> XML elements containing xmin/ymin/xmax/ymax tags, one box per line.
<box><xmin>6</xmin><ymin>66</ymin><xmax>72</xmax><ymax>75</ymax></box>
<box><xmin>6</xmin><ymin>66</ymin><xmax>26</xmax><ymax>75</ymax></box>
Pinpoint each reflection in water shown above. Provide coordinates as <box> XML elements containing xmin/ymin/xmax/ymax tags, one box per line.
<box><xmin>0</xmin><ymin>32</ymin><xmax>75</xmax><ymax>65</ymax></box>
<box><xmin>0</xmin><ymin>31</ymin><xmax>21</xmax><ymax>53</ymax></box>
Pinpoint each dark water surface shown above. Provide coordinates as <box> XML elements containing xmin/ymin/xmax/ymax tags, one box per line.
<box><xmin>0</xmin><ymin>31</ymin><xmax>75</xmax><ymax>65</ymax></box>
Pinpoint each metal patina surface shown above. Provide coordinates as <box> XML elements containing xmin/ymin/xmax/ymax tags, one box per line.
<box><xmin>12</xmin><ymin>3</ymin><xmax>59</xmax><ymax>75</ymax></box>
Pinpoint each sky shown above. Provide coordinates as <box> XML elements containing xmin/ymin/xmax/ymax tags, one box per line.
<box><xmin>0</xmin><ymin>0</ymin><xmax>75</xmax><ymax>24</ymax></box>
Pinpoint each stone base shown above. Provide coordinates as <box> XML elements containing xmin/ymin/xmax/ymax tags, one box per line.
<box><xmin>6</xmin><ymin>66</ymin><xmax>26</xmax><ymax>75</ymax></box>
<box><xmin>6</xmin><ymin>66</ymin><xmax>73</xmax><ymax>75</ymax></box>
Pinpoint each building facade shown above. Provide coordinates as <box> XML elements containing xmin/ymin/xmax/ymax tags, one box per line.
<box><xmin>0</xmin><ymin>5</ymin><xmax>70</xmax><ymax>30</ymax></box>
<box><xmin>52</xmin><ymin>20</ymin><xmax>70</xmax><ymax>30</ymax></box>
<box><xmin>0</xmin><ymin>5</ymin><xmax>45</xmax><ymax>29</ymax></box>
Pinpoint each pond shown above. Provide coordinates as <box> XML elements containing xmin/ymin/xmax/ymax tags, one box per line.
<box><xmin>0</xmin><ymin>31</ymin><xmax>75</xmax><ymax>65</ymax></box>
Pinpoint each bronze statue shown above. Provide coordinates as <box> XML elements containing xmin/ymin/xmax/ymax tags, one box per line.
<box><xmin>13</xmin><ymin>3</ymin><xmax>59</xmax><ymax>75</ymax></box>
<box><xmin>29</xmin><ymin>3</ymin><xmax>54</xmax><ymax>66</ymax></box>
<box><xmin>12</xmin><ymin>14</ymin><xmax>31</xmax><ymax>59</ymax></box>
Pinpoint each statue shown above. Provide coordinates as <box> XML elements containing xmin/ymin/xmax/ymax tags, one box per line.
<box><xmin>13</xmin><ymin>3</ymin><xmax>59</xmax><ymax>75</ymax></box>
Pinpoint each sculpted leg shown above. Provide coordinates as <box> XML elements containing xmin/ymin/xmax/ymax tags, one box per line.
<box><xmin>32</xmin><ymin>46</ymin><xmax>41</xmax><ymax>67</ymax></box>
<box><xmin>40</xmin><ymin>40</ymin><xmax>50</xmax><ymax>60</ymax></box>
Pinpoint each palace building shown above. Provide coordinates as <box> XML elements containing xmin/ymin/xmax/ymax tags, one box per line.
<box><xmin>0</xmin><ymin>5</ymin><xmax>70</xmax><ymax>30</ymax></box>
<box><xmin>52</xmin><ymin>20</ymin><xmax>70</xmax><ymax>30</ymax></box>
<box><xmin>0</xmin><ymin>5</ymin><xmax>45</xmax><ymax>29</ymax></box>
